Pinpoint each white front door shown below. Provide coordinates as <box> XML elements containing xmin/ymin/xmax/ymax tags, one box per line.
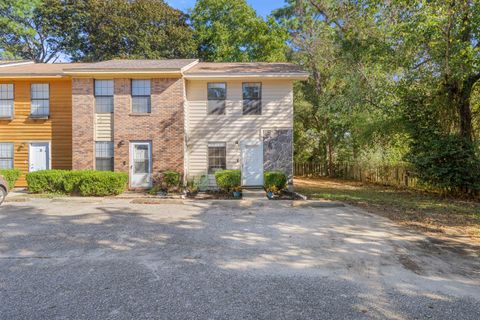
<box><xmin>29</xmin><ymin>142</ymin><xmax>50</xmax><ymax>172</ymax></box>
<box><xmin>130</xmin><ymin>141</ymin><xmax>152</xmax><ymax>188</ymax></box>
<box><xmin>241</xmin><ymin>140</ymin><xmax>264</xmax><ymax>186</ymax></box>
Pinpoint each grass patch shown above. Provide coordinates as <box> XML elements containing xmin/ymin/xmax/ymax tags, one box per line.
<box><xmin>295</xmin><ymin>177</ymin><xmax>480</xmax><ymax>242</ymax></box>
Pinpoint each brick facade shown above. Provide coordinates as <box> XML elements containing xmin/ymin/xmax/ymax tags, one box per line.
<box><xmin>71</xmin><ymin>77</ymin><xmax>184</xmax><ymax>177</ymax></box>
<box><xmin>72</xmin><ymin>78</ymin><xmax>94</xmax><ymax>169</ymax></box>
<box><xmin>113</xmin><ymin>78</ymin><xmax>184</xmax><ymax>174</ymax></box>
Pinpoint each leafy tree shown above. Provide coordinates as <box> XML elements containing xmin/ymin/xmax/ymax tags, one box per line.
<box><xmin>275</xmin><ymin>0</ymin><xmax>402</xmax><ymax>173</ymax></box>
<box><xmin>191</xmin><ymin>0</ymin><xmax>288</xmax><ymax>62</ymax></box>
<box><xmin>53</xmin><ymin>0</ymin><xmax>196</xmax><ymax>61</ymax></box>
<box><xmin>0</xmin><ymin>0</ymin><xmax>65</xmax><ymax>62</ymax></box>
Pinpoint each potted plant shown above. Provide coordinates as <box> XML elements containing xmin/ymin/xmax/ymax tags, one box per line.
<box><xmin>186</xmin><ymin>178</ymin><xmax>199</xmax><ymax>198</ymax></box>
<box><xmin>232</xmin><ymin>185</ymin><xmax>242</xmax><ymax>199</ymax></box>
<box><xmin>266</xmin><ymin>185</ymin><xmax>279</xmax><ymax>199</ymax></box>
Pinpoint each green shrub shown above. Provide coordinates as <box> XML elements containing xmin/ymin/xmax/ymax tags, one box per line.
<box><xmin>26</xmin><ymin>170</ymin><xmax>68</xmax><ymax>193</ymax></box>
<box><xmin>264</xmin><ymin>171</ymin><xmax>287</xmax><ymax>191</ymax></box>
<box><xmin>0</xmin><ymin>169</ymin><xmax>21</xmax><ymax>189</ymax></box>
<box><xmin>406</xmin><ymin>133</ymin><xmax>480</xmax><ymax>194</ymax></box>
<box><xmin>215</xmin><ymin>170</ymin><xmax>241</xmax><ymax>192</ymax></box>
<box><xmin>26</xmin><ymin>170</ymin><xmax>128</xmax><ymax>196</ymax></box>
<box><xmin>63</xmin><ymin>171</ymin><xmax>87</xmax><ymax>193</ymax></box>
<box><xmin>77</xmin><ymin>171</ymin><xmax>128</xmax><ymax>196</ymax></box>
<box><xmin>151</xmin><ymin>170</ymin><xmax>183</xmax><ymax>193</ymax></box>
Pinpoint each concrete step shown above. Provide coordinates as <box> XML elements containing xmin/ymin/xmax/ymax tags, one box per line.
<box><xmin>242</xmin><ymin>188</ymin><xmax>266</xmax><ymax>200</ymax></box>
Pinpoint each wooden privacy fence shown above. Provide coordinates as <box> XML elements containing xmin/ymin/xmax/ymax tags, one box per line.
<box><xmin>294</xmin><ymin>162</ymin><xmax>419</xmax><ymax>188</ymax></box>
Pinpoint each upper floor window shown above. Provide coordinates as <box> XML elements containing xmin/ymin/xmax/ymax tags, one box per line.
<box><xmin>30</xmin><ymin>83</ymin><xmax>49</xmax><ymax>118</ymax></box>
<box><xmin>242</xmin><ymin>83</ymin><xmax>262</xmax><ymax>115</ymax></box>
<box><xmin>131</xmin><ymin>80</ymin><xmax>151</xmax><ymax>113</ymax></box>
<box><xmin>0</xmin><ymin>84</ymin><xmax>13</xmax><ymax>119</ymax></box>
<box><xmin>0</xmin><ymin>142</ymin><xmax>14</xmax><ymax>169</ymax></box>
<box><xmin>207</xmin><ymin>83</ymin><xmax>226</xmax><ymax>115</ymax></box>
<box><xmin>208</xmin><ymin>142</ymin><xmax>226</xmax><ymax>174</ymax></box>
<box><xmin>95</xmin><ymin>141</ymin><xmax>114</xmax><ymax>171</ymax></box>
<box><xmin>95</xmin><ymin>80</ymin><xmax>114</xmax><ymax>113</ymax></box>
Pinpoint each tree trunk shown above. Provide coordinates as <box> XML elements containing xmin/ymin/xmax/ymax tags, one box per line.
<box><xmin>459</xmin><ymin>86</ymin><xmax>473</xmax><ymax>142</ymax></box>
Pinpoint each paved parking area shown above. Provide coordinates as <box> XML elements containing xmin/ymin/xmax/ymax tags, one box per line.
<box><xmin>0</xmin><ymin>198</ymin><xmax>479</xmax><ymax>319</ymax></box>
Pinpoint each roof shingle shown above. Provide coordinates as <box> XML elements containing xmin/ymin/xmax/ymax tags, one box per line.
<box><xmin>184</xmin><ymin>62</ymin><xmax>307</xmax><ymax>74</ymax></box>
<box><xmin>64</xmin><ymin>59</ymin><xmax>198</xmax><ymax>71</ymax></box>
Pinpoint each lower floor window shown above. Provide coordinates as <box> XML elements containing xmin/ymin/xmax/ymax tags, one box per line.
<box><xmin>95</xmin><ymin>141</ymin><xmax>114</xmax><ymax>171</ymax></box>
<box><xmin>0</xmin><ymin>143</ymin><xmax>13</xmax><ymax>169</ymax></box>
<box><xmin>208</xmin><ymin>142</ymin><xmax>226</xmax><ymax>174</ymax></box>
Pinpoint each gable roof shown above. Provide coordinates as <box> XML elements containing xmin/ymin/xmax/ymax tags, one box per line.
<box><xmin>0</xmin><ymin>59</ymin><xmax>308</xmax><ymax>80</ymax></box>
<box><xmin>184</xmin><ymin>62</ymin><xmax>309</xmax><ymax>80</ymax></box>
<box><xmin>64</xmin><ymin>59</ymin><xmax>199</xmax><ymax>73</ymax></box>
<box><xmin>0</xmin><ymin>60</ymin><xmax>34</xmax><ymax>67</ymax></box>
<box><xmin>0</xmin><ymin>63</ymin><xmax>86</xmax><ymax>77</ymax></box>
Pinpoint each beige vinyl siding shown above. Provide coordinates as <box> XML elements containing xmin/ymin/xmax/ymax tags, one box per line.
<box><xmin>95</xmin><ymin>113</ymin><xmax>113</xmax><ymax>141</ymax></box>
<box><xmin>186</xmin><ymin>79</ymin><xmax>293</xmax><ymax>184</ymax></box>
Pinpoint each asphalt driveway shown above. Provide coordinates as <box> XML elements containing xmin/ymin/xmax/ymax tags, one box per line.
<box><xmin>0</xmin><ymin>197</ymin><xmax>479</xmax><ymax>319</ymax></box>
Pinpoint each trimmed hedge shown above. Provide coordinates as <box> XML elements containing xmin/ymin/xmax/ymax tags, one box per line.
<box><xmin>0</xmin><ymin>169</ymin><xmax>21</xmax><ymax>189</ymax></box>
<box><xmin>26</xmin><ymin>170</ymin><xmax>128</xmax><ymax>196</ymax></box>
<box><xmin>215</xmin><ymin>170</ymin><xmax>241</xmax><ymax>192</ymax></box>
<box><xmin>264</xmin><ymin>171</ymin><xmax>287</xmax><ymax>190</ymax></box>
<box><xmin>26</xmin><ymin>170</ymin><xmax>67</xmax><ymax>193</ymax></box>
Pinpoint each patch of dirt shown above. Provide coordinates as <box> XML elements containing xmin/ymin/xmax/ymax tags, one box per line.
<box><xmin>295</xmin><ymin>177</ymin><xmax>480</xmax><ymax>248</ymax></box>
<box><xmin>397</xmin><ymin>254</ymin><xmax>423</xmax><ymax>275</ymax></box>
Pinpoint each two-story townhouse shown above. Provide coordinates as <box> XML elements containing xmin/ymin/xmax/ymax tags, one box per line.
<box><xmin>0</xmin><ymin>59</ymin><xmax>308</xmax><ymax>188</ymax></box>
<box><xmin>0</xmin><ymin>61</ymin><xmax>86</xmax><ymax>186</ymax></box>
<box><xmin>183</xmin><ymin>62</ymin><xmax>308</xmax><ymax>187</ymax></box>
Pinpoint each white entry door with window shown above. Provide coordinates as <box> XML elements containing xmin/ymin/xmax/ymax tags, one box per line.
<box><xmin>29</xmin><ymin>142</ymin><xmax>50</xmax><ymax>172</ymax></box>
<box><xmin>130</xmin><ymin>141</ymin><xmax>152</xmax><ymax>188</ymax></box>
<box><xmin>241</xmin><ymin>140</ymin><xmax>263</xmax><ymax>186</ymax></box>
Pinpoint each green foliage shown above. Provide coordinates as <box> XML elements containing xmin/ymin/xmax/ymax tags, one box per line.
<box><xmin>277</xmin><ymin>0</ymin><xmax>480</xmax><ymax>195</ymax></box>
<box><xmin>59</xmin><ymin>0</ymin><xmax>196</xmax><ymax>61</ymax></box>
<box><xmin>407</xmin><ymin>134</ymin><xmax>480</xmax><ymax>193</ymax></box>
<box><xmin>26</xmin><ymin>170</ymin><xmax>128</xmax><ymax>196</ymax></box>
<box><xmin>75</xmin><ymin>171</ymin><xmax>128</xmax><ymax>196</ymax></box>
<box><xmin>214</xmin><ymin>170</ymin><xmax>241</xmax><ymax>193</ymax></box>
<box><xmin>264</xmin><ymin>171</ymin><xmax>287</xmax><ymax>192</ymax></box>
<box><xmin>185</xmin><ymin>179</ymin><xmax>198</xmax><ymax>194</ymax></box>
<box><xmin>0</xmin><ymin>169</ymin><xmax>21</xmax><ymax>189</ymax></box>
<box><xmin>0</xmin><ymin>0</ymin><xmax>196</xmax><ymax>62</ymax></box>
<box><xmin>0</xmin><ymin>0</ymin><xmax>66</xmax><ymax>62</ymax></box>
<box><xmin>26</xmin><ymin>170</ymin><xmax>68</xmax><ymax>193</ymax></box>
<box><xmin>191</xmin><ymin>0</ymin><xmax>288</xmax><ymax>62</ymax></box>
<box><xmin>151</xmin><ymin>170</ymin><xmax>183</xmax><ymax>193</ymax></box>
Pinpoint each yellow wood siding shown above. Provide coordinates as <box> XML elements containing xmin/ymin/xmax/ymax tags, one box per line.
<box><xmin>0</xmin><ymin>78</ymin><xmax>72</xmax><ymax>186</ymax></box>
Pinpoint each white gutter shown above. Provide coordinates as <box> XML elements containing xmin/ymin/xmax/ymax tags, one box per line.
<box><xmin>183</xmin><ymin>72</ymin><xmax>309</xmax><ymax>80</ymax></box>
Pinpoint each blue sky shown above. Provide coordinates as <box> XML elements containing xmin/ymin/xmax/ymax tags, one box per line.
<box><xmin>165</xmin><ymin>0</ymin><xmax>285</xmax><ymax>18</ymax></box>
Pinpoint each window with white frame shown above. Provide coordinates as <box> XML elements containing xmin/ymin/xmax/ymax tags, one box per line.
<box><xmin>95</xmin><ymin>80</ymin><xmax>114</xmax><ymax>113</ymax></box>
<box><xmin>208</xmin><ymin>142</ymin><xmax>226</xmax><ymax>174</ymax></box>
<box><xmin>131</xmin><ymin>80</ymin><xmax>151</xmax><ymax>113</ymax></box>
<box><xmin>207</xmin><ymin>83</ymin><xmax>226</xmax><ymax>115</ymax></box>
<box><xmin>0</xmin><ymin>143</ymin><xmax>14</xmax><ymax>169</ymax></box>
<box><xmin>242</xmin><ymin>82</ymin><xmax>262</xmax><ymax>115</ymax></box>
<box><xmin>30</xmin><ymin>83</ymin><xmax>49</xmax><ymax>117</ymax></box>
<box><xmin>0</xmin><ymin>84</ymin><xmax>13</xmax><ymax>118</ymax></box>
<box><xmin>95</xmin><ymin>141</ymin><xmax>114</xmax><ymax>171</ymax></box>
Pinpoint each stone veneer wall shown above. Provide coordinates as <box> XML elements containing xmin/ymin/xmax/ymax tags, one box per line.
<box><xmin>72</xmin><ymin>78</ymin><xmax>95</xmax><ymax>169</ymax></box>
<box><xmin>263</xmin><ymin>129</ymin><xmax>293</xmax><ymax>182</ymax></box>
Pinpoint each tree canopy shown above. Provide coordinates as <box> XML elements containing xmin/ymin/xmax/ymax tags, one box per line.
<box><xmin>0</xmin><ymin>0</ymin><xmax>64</xmax><ymax>62</ymax></box>
<box><xmin>190</xmin><ymin>0</ymin><xmax>288</xmax><ymax>62</ymax></box>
